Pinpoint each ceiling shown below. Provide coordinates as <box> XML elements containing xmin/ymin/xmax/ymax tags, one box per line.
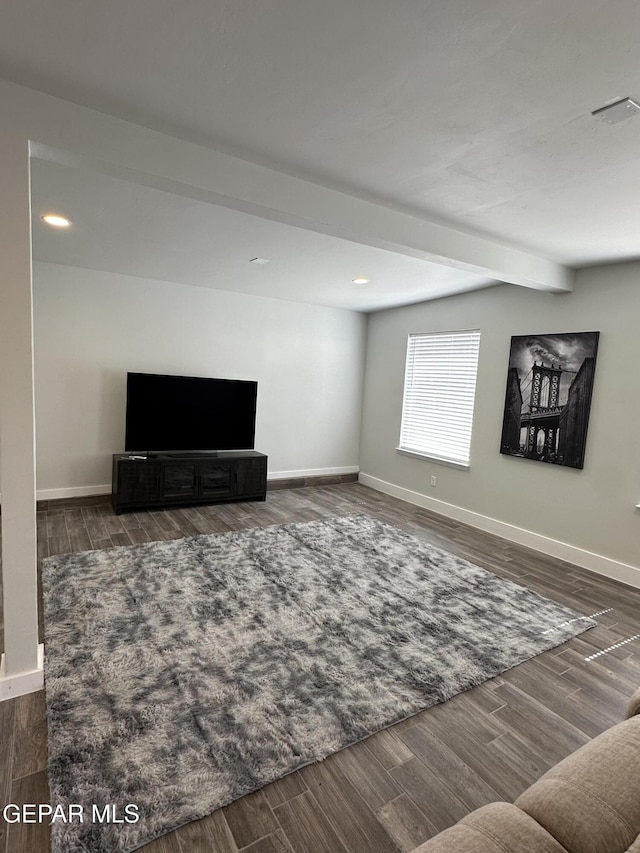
<box><xmin>30</xmin><ymin>160</ymin><xmax>494</xmax><ymax>312</ymax></box>
<box><xmin>4</xmin><ymin>0</ymin><xmax>640</xmax><ymax>307</ymax></box>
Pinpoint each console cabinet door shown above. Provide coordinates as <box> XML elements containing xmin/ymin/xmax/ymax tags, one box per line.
<box><xmin>118</xmin><ymin>461</ymin><xmax>161</xmax><ymax>504</ymax></box>
<box><xmin>234</xmin><ymin>457</ymin><xmax>268</xmax><ymax>497</ymax></box>
<box><xmin>198</xmin><ymin>461</ymin><xmax>233</xmax><ymax>498</ymax></box>
<box><xmin>161</xmin><ymin>463</ymin><xmax>198</xmax><ymax>500</ymax></box>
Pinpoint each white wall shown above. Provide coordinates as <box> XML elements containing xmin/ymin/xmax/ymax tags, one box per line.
<box><xmin>360</xmin><ymin>262</ymin><xmax>640</xmax><ymax>583</ymax></box>
<box><xmin>33</xmin><ymin>262</ymin><xmax>366</xmax><ymax>496</ymax></box>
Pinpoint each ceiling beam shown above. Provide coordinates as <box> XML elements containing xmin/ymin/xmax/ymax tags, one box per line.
<box><xmin>2</xmin><ymin>79</ymin><xmax>572</xmax><ymax>293</ymax></box>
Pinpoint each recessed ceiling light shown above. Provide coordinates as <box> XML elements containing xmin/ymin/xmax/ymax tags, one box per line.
<box><xmin>352</xmin><ymin>277</ymin><xmax>370</xmax><ymax>285</ymax></box>
<box><xmin>41</xmin><ymin>213</ymin><xmax>71</xmax><ymax>228</ymax></box>
<box><xmin>249</xmin><ymin>257</ymin><xmax>270</xmax><ymax>265</ymax></box>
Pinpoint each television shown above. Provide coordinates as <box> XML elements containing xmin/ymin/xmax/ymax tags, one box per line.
<box><xmin>124</xmin><ymin>372</ymin><xmax>257</xmax><ymax>454</ymax></box>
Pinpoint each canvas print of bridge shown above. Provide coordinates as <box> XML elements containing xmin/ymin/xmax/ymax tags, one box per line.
<box><xmin>500</xmin><ymin>331</ymin><xmax>599</xmax><ymax>469</ymax></box>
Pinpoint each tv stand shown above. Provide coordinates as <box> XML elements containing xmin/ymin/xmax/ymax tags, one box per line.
<box><xmin>111</xmin><ymin>450</ymin><xmax>267</xmax><ymax>514</ymax></box>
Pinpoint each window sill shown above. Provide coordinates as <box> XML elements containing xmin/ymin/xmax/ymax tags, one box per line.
<box><xmin>395</xmin><ymin>447</ymin><xmax>470</xmax><ymax>471</ymax></box>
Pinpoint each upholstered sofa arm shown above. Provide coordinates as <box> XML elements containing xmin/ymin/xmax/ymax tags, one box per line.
<box><xmin>627</xmin><ymin>688</ymin><xmax>640</xmax><ymax>719</ymax></box>
<box><xmin>412</xmin><ymin>802</ymin><xmax>569</xmax><ymax>852</ymax></box>
<box><xmin>412</xmin><ymin>699</ymin><xmax>640</xmax><ymax>853</ymax></box>
<box><xmin>515</xmin><ymin>716</ymin><xmax>640</xmax><ymax>853</ymax></box>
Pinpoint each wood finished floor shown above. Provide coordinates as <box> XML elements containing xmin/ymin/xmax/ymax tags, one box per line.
<box><xmin>1</xmin><ymin>482</ymin><xmax>640</xmax><ymax>853</ymax></box>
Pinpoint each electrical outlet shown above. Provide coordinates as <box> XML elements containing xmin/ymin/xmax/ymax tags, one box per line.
<box><xmin>430</xmin><ymin>475</ymin><xmax>437</xmax><ymax>487</ymax></box>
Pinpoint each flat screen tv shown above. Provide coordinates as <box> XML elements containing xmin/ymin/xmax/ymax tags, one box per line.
<box><xmin>125</xmin><ymin>372</ymin><xmax>257</xmax><ymax>453</ymax></box>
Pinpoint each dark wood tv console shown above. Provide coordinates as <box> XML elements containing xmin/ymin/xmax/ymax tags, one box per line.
<box><xmin>111</xmin><ymin>450</ymin><xmax>267</xmax><ymax>514</ymax></box>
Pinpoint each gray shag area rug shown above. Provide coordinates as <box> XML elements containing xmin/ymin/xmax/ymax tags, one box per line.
<box><xmin>43</xmin><ymin>515</ymin><xmax>595</xmax><ymax>853</ymax></box>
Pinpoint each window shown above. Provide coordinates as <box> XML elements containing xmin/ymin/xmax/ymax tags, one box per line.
<box><xmin>398</xmin><ymin>330</ymin><xmax>481</xmax><ymax>468</ymax></box>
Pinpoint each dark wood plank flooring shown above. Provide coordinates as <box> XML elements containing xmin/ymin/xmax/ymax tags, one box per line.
<box><xmin>1</xmin><ymin>482</ymin><xmax>640</xmax><ymax>852</ymax></box>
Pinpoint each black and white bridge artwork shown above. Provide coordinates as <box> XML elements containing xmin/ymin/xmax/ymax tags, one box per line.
<box><xmin>500</xmin><ymin>331</ymin><xmax>600</xmax><ymax>469</ymax></box>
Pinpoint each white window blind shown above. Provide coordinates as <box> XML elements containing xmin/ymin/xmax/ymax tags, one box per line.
<box><xmin>398</xmin><ymin>330</ymin><xmax>481</xmax><ymax>467</ymax></box>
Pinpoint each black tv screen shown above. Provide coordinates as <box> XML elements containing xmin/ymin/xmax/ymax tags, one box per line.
<box><xmin>125</xmin><ymin>372</ymin><xmax>257</xmax><ymax>452</ymax></box>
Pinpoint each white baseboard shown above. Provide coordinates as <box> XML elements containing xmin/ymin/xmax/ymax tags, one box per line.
<box><xmin>359</xmin><ymin>472</ymin><xmax>640</xmax><ymax>590</ymax></box>
<box><xmin>37</xmin><ymin>484</ymin><xmax>111</xmax><ymax>501</ymax></box>
<box><xmin>35</xmin><ymin>467</ymin><xmax>360</xmax><ymax>501</ymax></box>
<box><xmin>0</xmin><ymin>644</ymin><xmax>44</xmax><ymax>701</ymax></box>
<box><xmin>268</xmin><ymin>465</ymin><xmax>359</xmax><ymax>480</ymax></box>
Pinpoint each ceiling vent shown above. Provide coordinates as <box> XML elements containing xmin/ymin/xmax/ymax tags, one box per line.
<box><xmin>592</xmin><ymin>97</ymin><xmax>640</xmax><ymax>125</ymax></box>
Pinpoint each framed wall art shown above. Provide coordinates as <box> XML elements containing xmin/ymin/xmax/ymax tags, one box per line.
<box><xmin>500</xmin><ymin>331</ymin><xmax>599</xmax><ymax>469</ymax></box>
